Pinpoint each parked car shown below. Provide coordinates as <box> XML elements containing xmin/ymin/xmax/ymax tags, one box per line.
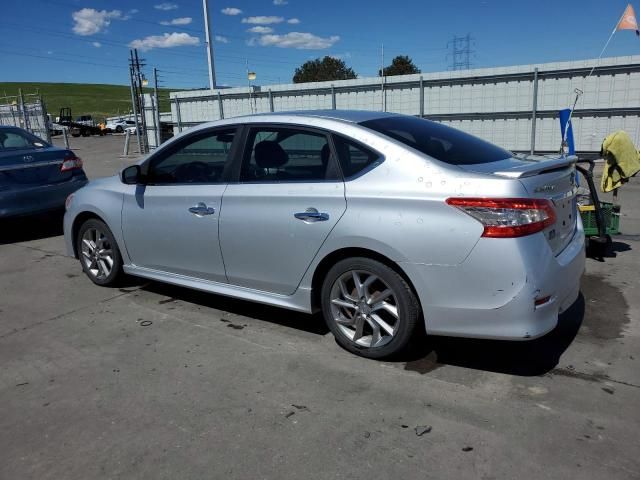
<box><xmin>63</xmin><ymin>111</ymin><xmax>585</xmax><ymax>359</ymax></box>
<box><xmin>0</xmin><ymin>125</ymin><xmax>88</xmax><ymax>218</ymax></box>
<box><xmin>124</xmin><ymin>124</ymin><xmax>141</xmax><ymax>135</ymax></box>
<box><xmin>106</xmin><ymin>119</ymin><xmax>136</xmax><ymax>133</ymax></box>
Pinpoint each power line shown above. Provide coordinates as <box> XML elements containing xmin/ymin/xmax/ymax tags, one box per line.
<box><xmin>0</xmin><ymin>48</ymin><xmax>128</xmax><ymax>71</ymax></box>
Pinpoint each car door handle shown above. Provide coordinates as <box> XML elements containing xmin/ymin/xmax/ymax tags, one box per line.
<box><xmin>294</xmin><ymin>208</ymin><xmax>329</xmax><ymax>223</ymax></box>
<box><xmin>188</xmin><ymin>202</ymin><xmax>215</xmax><ymax>217</ymax></box>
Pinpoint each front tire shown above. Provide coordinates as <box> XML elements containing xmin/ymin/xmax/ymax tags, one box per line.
<box><xmin>321</xmin><ymin>257</ymin><xmax>421</xmax><ymax>359</ymax></box>
<box><xmin>115</xmin><ymin>126</ymin><xmax>123</xmax><ymax>133</ymax></box>
<box><xmin>76</xmin><ymin>219</ymin><xmax>123</xmax><ymax>286</ymax></box>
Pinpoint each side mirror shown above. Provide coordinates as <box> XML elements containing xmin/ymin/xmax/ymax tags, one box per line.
<box><xmin>121</xmin><ymin>165</ymin><xmax>143</xmax><ymax>185</ymax></box>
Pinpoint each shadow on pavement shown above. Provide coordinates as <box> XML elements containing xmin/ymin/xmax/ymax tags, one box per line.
<box><xmin>0</xmin><ymin>210</ymin><xmax>64</xmax><ymax>245</ymax></box>
<box><xmin>606</xmin><ymin>240</ymin><xmax>632</xmax><ymax>257</ymax></box>
<box><xmin>142</xmin><ymin>281</ymin><xmax>330</xmax><ymax>336</ymax></box>
<box><xmin>403</xmin><ymin>294</ymin><xmax>585</xmax><ymax>377</ymax></box>
<box><xmin>142</xmin><ymin>277</ymin><xmax>587</xmax><ymax>375</ymax></box>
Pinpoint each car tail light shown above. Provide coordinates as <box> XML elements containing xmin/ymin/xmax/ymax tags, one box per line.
<box><xmin>446</xmin><ymin>197</ymin><xmax>556</xmax><ymax>238</ymax></box>
<box><xmin>61</xmin><ymin>153</ymin><xmax>83</xmax><ymax>172</ymax></box>
<box><xmin>534</xmin><ymin>295</ymin><xmax>552</xmax><ymax>307</ymax></box>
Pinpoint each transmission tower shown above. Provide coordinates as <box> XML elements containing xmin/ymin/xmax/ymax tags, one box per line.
<box><xmin>447</xmin><ymin>34</ymin><xmax>475</xmax><ymax>70</ymax></box>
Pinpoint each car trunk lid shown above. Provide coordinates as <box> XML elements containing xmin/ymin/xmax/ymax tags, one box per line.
<box><xmin>0</xmin><ymin>147</ymin><xmax>74</xmax><ymax>189</ymax></box>
<box><xmin>459</xmin><ymin>155</ymin><xmax>578</xmax><ymax>255</ymax></box>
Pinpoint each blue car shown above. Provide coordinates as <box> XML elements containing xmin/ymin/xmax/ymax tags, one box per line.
<box><xmin>0</xmin><ymin>126</ymin><xmax>88</xmax><ymax>219</ymax></box>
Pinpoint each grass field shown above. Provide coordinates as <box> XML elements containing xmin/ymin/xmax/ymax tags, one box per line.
<box><xmin>0</xmin><ymin>82</ymin><xmax>182</xmax><ymax>122</ymax></box>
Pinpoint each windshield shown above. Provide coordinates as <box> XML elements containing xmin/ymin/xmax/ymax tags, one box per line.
<box><xmin>360</xmin><ymin>116</ymin><xmax>512</xmax><ymax>165</ymax></box>
<box><xmin>0</xmin><ymin>128</ymin><xmax>48</xmax><ymax>150</ymax></box>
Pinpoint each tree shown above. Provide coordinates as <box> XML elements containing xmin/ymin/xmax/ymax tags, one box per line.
<box><xmin>379</xmin><ymin>55</ymin><xmax>421</xmax><ymax>77</ymax></box>
<box><xmin>293</xmin><ymin>56</ymin><xmax>357</xmax><ymax>83</ymax></box>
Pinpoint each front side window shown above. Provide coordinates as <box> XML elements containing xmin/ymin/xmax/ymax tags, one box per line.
<box><xmin>360</xmin><ymin>116</ymin><xmax>512</xmax><ymax>165</ymax></box>
<box><xmin>0</xmin><ymin>129</ymin><xmax>47</xmax><ymax>150</ymax></box>
<box><xmin>240</xmin><ymin>127</ymin><xmax>338</xmax><ymax>182</ymax></box>
<box><xmin>146</xmin><ymin>128</ymin><xmax>236</xmax><ymax>184</ymax></box>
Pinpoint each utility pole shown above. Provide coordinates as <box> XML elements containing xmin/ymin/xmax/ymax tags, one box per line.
<box><xmin>447</xmin><ymin>34</ymin><xmax>474</xmax><ymax>70</ymax></box>
<box><xmin>134</xmin><ymin>48</ymin><xmax>149</xmax><ymax>153</ymax></box>
<box><xmin>153</xmin><ymin>67</ymin><xmax>161</xmax><ymax>148</ymax></box>
<box><xmin>202</xmin><ymin>0</ymin><xmax>216</xmax><ymax>90</ymax></box>
<box><xmin>128</xmin><ymin>51</ymin><xmax>142</xmax><ymax>154</ymax></box>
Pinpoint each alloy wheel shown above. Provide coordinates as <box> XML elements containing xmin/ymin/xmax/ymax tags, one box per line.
<box><xmin>329</xmin><ymin>270</ymin><xmax>400</xmax><ymax>348</ymax></box>
<box><xmin>80</xmin><ymin>227</ymin><xmax>114</xmax><ymax>280</ymax></box>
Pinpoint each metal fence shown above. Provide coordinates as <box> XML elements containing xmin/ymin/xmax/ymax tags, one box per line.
<box><xmin>0</xmin><ymin>91</ymin><xmax>51</xmax><ymax>143</ymax></box>
<box><xmin>156</xmin><ymin>55</ymin><xmax>640</xmax><ymax>155</ymax></box>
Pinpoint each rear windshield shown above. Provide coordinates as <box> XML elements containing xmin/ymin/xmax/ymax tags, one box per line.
<box><xmin>360</xmin><ymin>116</ymin><xmax>512</xmax><ymax>165</ymax></box>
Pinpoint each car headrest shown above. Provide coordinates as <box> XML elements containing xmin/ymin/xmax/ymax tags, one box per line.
<box><xmin>255</xmin><ymin>141</ymin><xmax>288</xmax><ymax>169</ymax></box>
<box><xmin>427</xmin><ymin>139</ymin><xmax>446</xmax><ymax>159</ymax></box>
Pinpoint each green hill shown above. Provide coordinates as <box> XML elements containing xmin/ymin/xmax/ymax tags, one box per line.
<box><xmin>0</xmin><ymin>82</ymin><xmax>184</xmax><ymax>122</ymax></box>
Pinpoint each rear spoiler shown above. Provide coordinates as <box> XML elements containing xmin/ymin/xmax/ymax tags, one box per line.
<box><xmin>493</xmin><ymin>155</ymin><xmax>577</xmax><ymax>179</ymax></box>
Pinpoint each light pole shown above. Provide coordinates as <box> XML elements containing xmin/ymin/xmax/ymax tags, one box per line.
<box><xmin>247</xmin><ymin>61</ymin><xmax>256</xmax><ymax>114</ymax></box>
<box><xmin>202</xmin><ymin>0</ymin><xmax>216</xmax><ymax>90</ymax></box>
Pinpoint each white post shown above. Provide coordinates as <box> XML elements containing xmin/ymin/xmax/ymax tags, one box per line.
<box><xmin>123</xmin><ymin>130</ymin><xmax>131</xmax><ymax>156</ymax></box>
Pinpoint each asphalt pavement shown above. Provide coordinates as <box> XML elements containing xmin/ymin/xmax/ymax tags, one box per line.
<box><xmin>1</xmin><ymin>135</ymin><xmax>639</xmax><ymax>479</ymax></box>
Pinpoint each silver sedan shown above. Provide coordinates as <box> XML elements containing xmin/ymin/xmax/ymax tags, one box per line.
<box><xmin>63</xmin><ymin>110</ymin><xmax>585</xmax><ymax>359</ymax></box>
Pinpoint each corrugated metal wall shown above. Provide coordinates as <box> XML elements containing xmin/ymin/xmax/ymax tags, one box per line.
<box><xmin>152</xmin><ymin>56</ymin><xmax>640</xmax><ymax>153</ymax></box>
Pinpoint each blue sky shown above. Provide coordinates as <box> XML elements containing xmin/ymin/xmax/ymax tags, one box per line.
<box><xmin>1</xmin><ymin>0</ymin><xmax>639</xmax><ymax>88</ymax></box>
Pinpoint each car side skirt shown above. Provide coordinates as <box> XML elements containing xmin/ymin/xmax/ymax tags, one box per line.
<box><xmin>123</xmin><ymin>265</ymin><xmax>313</xmax><ymax>313</ymax></box>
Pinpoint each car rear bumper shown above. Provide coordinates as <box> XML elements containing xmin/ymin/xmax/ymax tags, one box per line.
<box><xmin>400</xmin><ymin>220</ymin><xmax>586</xmax><ymax>340</ymax></box>
<box><xmin>0</xmin><ymin>176</ymin><xmax>88</xmax><ymax>219</ymax></box>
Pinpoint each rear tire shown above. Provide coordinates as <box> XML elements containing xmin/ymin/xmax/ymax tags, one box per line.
<box><xmin>76</xmin><ymin>219</ymin><xmax>123</xmax><ymax>286</ymax></box>
<box><xmin>321</xmin><ymin>257</ymin><xmax>421</xmax><ymax>359</ymax></box>
<box><xmin>115</xmin><ymin>126</ymin><xmax>123</xmax><ymax>133</ymax></box>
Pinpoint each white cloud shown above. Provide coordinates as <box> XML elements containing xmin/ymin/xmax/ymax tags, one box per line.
<box><xmin>129</xmin><ymin>32</ymin><xmax>199</xmax><ymax>51</ymax></box>
<box><xmin>328</xmin><ymin>52</ymin><xmax>351</xmax><ymax>59</ymax></box>
<box><xmin>160</xmin><ymin>17</ymin><xmax>192</xmax><ymax>25</ymax></box>
<box><xmin>221</xmin><ymin>7</ymin><xmax>242</xmax><ymax>15</ymax></box>
<box><xmin>257</xmin><ymin>32</ymin><xmax>339</xmax><ymax>49</ymax></box>
<box><xmin>154</xmin><ymin>3</ymin><xmax>178</xmax><ymax>11</ymax></box>
<box><xmin>247</xmin><ymin>26</ymin><xmax>273</xmax><ymax>33</ymax></box>
<box><xmin>129</xmin><ymin>9</ymin><xmax>139</xmax><ymax>14</ymax></box>
<box><xmin>92</xmin><ymin>41</ymin><xmax>102</xmax><ymax>48</ymax></box>
<box><xmin>287</xmin><ymin>17</ymin><xmax>300</xmax><ymax>24</ymax></box>
<box><xmin>214</xmin><ymin>35</ymin><xmax>229</xmax><ymax>43</ymax></box>
<box><xmin>71</xmin><ymin>8</ymin><xmax>123</xmax><ymax>36</ymax></box>
<box><xmin>273</xmin><ymin>0</ymin><xmax>288</xmax><ymax>4</ymax></box>
<box><xmin>242</xmin><ymin>16</ymin><xmax>284</xmax><ymax>25</ymax></box>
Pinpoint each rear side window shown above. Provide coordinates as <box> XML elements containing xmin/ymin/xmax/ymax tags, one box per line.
<box><xmin>240</xmin><ymin>127</ymin><xmax>339</xmax><ymax>182</ymax></box>
<box><xmin>332</xmin><ymin>135</ymin><xmax>381</xmax><ymax>178</ymax></box>
<box><xmin>0</xmin><ymin>129</ymin><xmax>47</xmax><ymax>150</ymax></box>
<box><xmin>360</xmin><ymin>116</ymin><xmax>512</xmax><ymax>165</ymax></box>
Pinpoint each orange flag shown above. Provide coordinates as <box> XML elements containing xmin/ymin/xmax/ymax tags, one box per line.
<box><xmin>617</xmin><ymin>4</ymin><xmax>640</xmax><ymax>35</ymax></box>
